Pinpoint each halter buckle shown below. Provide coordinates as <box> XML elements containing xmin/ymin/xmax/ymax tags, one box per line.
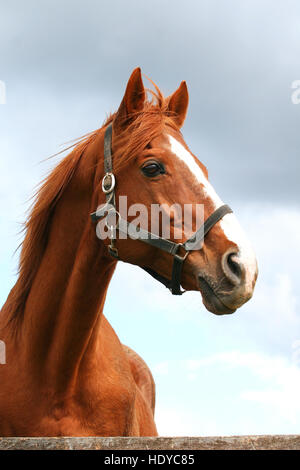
<box><xmin>172</xmin><ymin>243</ymin><xmax>189</xmax><ymax>261</ymax></box>
<box><xmin>102</xmin><ymin>172</ymin><xmax>115</xmax><ymax>194</ymax></box>
<box><xmin>104</xmin><ymin>209</ymin><xmax>120</xmax><ymax>233</ymax></box>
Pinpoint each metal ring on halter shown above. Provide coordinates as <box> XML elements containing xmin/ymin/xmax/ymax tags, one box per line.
<box><xmin>102</xmin><ymin>173</ymin><xmax>115</xmax><ymax>194</ymax></box>
<box><xmin>170</xmin><ymin>242</ymin><xmax>189</xmax><ymax>260</ymax></box>
<box><xmin>104</xmin><ymin>209</ymin><xmax>120</xmax><ymax>234</ymax></box>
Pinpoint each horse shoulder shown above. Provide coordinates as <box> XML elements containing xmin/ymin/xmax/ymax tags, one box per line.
<box><xmin>122</xmin><ymin>344</ymin><xmax>156</xmax><ymax>416</ymax></box>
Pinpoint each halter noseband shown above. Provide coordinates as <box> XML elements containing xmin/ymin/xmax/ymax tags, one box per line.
<box><xmin>91</xmin><ymin>123</ymin><xmax>233</xmax><ymax>295</ymax></box>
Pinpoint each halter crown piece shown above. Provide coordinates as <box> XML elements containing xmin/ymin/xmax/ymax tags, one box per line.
<box><xmin>91</xmin><ymin>123</ymin><xmax>233</xmax><ymax>295</ymax></box>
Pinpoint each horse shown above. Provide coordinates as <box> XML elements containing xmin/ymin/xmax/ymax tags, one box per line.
<box><xmin>0</xmin><ymin>68</ymin><xmax>258</xmax><ymax>436</ymax></box>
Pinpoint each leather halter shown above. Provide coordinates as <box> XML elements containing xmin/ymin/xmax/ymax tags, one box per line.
<box><xmin>91</xmin><ymin>123</ymin><xmax>233</xmax><ymax>295</ymax></box>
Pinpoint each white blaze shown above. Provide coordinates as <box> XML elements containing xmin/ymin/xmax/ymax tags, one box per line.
<box><xmin>168</xmin><ymin>135</ymin><xmax>257</xmax><ymax>289</ymax></box>
<box><xmin>168</xmin><ymin>136</ymin><xmax>223</xmax><ymax>209</ymax></box>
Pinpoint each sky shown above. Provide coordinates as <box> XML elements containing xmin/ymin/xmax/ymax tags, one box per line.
<box><xmin>0</xmin><ymin>0</ymin><xmax>300</xmax><ymax>436</ymax></box>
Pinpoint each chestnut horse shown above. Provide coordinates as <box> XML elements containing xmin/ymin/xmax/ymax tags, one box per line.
<box><xmin>0</xmin><ymin>68</ymin><xmax>257</xmax><ymax>436</ymax></box>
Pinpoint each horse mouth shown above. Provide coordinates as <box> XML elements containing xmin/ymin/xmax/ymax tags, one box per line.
<box><xmin>198</xmin><ymin>276</ymin><xmax>236</xmax><ymax>315</ymax></box>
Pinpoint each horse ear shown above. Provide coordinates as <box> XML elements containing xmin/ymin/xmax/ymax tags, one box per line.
<box><xmin>114</xmin><ymin>68</ymin><xmax>145</xmax><ymax>131</ymax></box>
<box><xmin>167</xmin><ymin>81</ymin><xmax>189</xmax><ymax>128</ymax></box>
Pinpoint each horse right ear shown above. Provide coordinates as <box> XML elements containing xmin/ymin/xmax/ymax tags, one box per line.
<box><xmin>166</xmin><ymin>81</ymin><xmax>189</xmax><ymax>128</ymax></box>
<box><xmin>113</xmin><ymin>68</ymin><xmax>145</xmax><ymax>133</ymax></box>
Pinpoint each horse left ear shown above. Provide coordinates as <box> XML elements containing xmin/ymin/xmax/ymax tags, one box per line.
<box><xmin>114</xmin><ymin>68</ymin><xmax>145</xmax><ymax>132</ymax></box>
<box><xmin>167</xmin><ymin>81</ymin><xmax>189</xmax><ymax>128</ymax></box>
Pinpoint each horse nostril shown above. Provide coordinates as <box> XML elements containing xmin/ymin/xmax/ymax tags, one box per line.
<box><xmin>227</xmin><ymin>253</ymin><xmax>242</xmax><ymax>277</ymax></box>
<box><xmin>222</xmin><ymin>249</ymin><xmax>245</xmax><ymax>286</ymax></box>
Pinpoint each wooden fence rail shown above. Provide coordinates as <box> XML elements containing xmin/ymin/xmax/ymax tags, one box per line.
<box><xmin>0</xmin><ymin>435</ymin><xmax>299</xmax><ymax>450</ymax></box>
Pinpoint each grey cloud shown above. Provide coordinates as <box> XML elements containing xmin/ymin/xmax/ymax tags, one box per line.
<box><xmin>1</xmin><ymin>0</ymin><xmax>300</xmax><ymax>204</ymax></box>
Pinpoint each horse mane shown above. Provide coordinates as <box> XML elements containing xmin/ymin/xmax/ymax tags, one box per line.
<box><xmin>5</xmin><ymin>132</ymin><xmax>98</xmax><ymax>327</ymax></box>
<box><xmin>5</xmin><ymin>80</ymin><xmax>180</xmax><ymax>327</ymax></box>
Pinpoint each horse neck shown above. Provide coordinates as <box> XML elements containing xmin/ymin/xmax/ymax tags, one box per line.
<box><xmin>8</xmin><ymin>132</ymin><xmax>117</xmax><ymax>391</ymax></box>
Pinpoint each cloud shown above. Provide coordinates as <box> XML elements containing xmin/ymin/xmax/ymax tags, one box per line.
<box><xmin>155</xmin><ymin>404</ymin><xmax>220</xmax><ymax>437</ymax></box>
<box><xmin>184</xmin><ymin>350</ymin><xmax>300</xmax><ymax>425</ymax></box>
<box><xmin>254</xmin><ymin>273</ymin><xmax>298</xmax><ymax>329</ymax></box>
<box><xmin>153</xmin><ymin>348</ymin><xmax>300</xmax><ymax>435</ymax></box>
<box><xmin>1</xmin><ymin>0</ymin><xmax>300</xmax><ymax>203</ymax></box>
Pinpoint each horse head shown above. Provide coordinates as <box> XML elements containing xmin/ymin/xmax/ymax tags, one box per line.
<box><xmin>92</xmin><ymin>68</ymin><xmax>258</xmax><ymax>315</ymax></box>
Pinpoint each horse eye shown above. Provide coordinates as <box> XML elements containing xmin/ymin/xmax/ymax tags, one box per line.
<box><xmin>141</xmin><ymin>161</ymin><xmax>165</xmax><ymax>177</ymax></box>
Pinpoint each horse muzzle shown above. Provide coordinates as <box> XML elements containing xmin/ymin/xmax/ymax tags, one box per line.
<box><xmin>197</xmin><ymin>248</ymin><xmax>258</xmax><ymax>315</ymax></box>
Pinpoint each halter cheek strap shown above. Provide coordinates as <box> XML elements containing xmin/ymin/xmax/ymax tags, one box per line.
<box><xmin>91</xmin><ymin>123</ymin><xmax>233</xmax><ymax>295</ymax></box>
